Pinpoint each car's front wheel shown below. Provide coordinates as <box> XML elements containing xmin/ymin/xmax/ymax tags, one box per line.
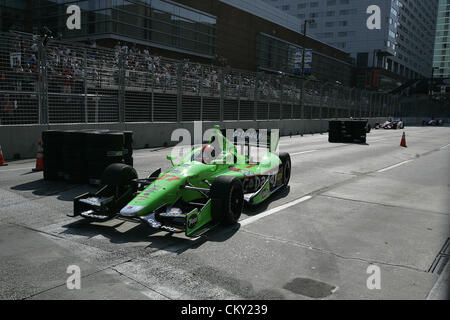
<box><xmin>211</xmin><ymin>176</ymin><xmax>244</xmax><ymax>226</ymax></box>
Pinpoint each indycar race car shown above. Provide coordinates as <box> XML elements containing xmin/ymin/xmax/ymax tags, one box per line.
<box><xmin>423</xmin><ymin>119</ymin><xmax>443</xmax><ymax>126</ymax></box>
<box><xmin>376</xmin><ymin>119</ymin><xmax>404</xmax><ymax>130</ymax></box>
<box><xmin>71</xmin><ymin>126</ymin><xmax>291</xmax><ymax>237</ymax></box>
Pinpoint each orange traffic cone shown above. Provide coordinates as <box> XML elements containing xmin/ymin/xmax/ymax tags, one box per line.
<box><xmin>32</xmin><ymin>141</ymin><xmax>44</xmax><ymax>172</ymax></box>
<box><xmin>0</xmin><ymin>145</ymin><xmax>8</xmax><ymax>166</ymax></box>
<box><xmin>400</xmin><ymin>132</ymin><xmax>407</xmax><ymax>148</ymax></box>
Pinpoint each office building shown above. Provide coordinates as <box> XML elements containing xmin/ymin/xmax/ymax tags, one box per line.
<box><xmin>433</xmin><ymin>0</ymin><xmax>450</xmax><ymax>78</ymax></box>
<box><xmin>262</xmin><ymin>0</ymin><xmax>439</xmax><ymax>87</ymax></box>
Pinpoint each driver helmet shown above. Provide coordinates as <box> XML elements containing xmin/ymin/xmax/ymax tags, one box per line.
<box><xmin>201</xmin><ymin>144</ymin><xmax>215</xmax><ymax>164</ymax></box>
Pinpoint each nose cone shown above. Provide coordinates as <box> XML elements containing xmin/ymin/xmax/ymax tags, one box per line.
<box><xmin>120</xmin><ymin>205</ymin><xmax>145</xmax><ymax>217</ymax></box>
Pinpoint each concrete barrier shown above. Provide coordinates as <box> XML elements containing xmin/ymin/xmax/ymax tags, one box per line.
<box><xmin>0</xmin><ymin>117</ymin><xmax>443</xmax><ymax>160</ymax></box>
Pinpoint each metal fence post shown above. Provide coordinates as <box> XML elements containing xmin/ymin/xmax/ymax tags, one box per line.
<box><xmin>279</xmin><ymin>74</ymin><xmax>284</xmax><ymax>120</ymax></box>
<box><xmin>118</xmin><ymin>53</ymin><xmax>125</xmax><ymax>123</ymax></box>
<box><xmin>176</xmin><ymin>63</ymin><xmax>182</xmax><ymax>123</ymax></box>
<box><xmin>220</xmin><ymin>67</ymin><xmax>225</xmax><ymax>122</ymax></box>
<box><xmin>38</xmin><ymin>39</ymin><xmax>48</xmax><ymax>124</ymax></box>
<box><xmin>384</xmin><ymin>94</ymin><xmax>388</xmax><ymax>117</ymax></box>
<box><xmin>238</xmin><ymin>73</ymin><xmax>241</xmax><ymax>121</ymax></box>
<box><xmin>200</xmin><ymin>65</ymin><xmax>204</xmax><ymax>121</ymax></box>
<box><xmin>254</xmin><ymin>72</ymin><xmax>260</xmax><ymax>121</ymax></box>
<box><xmin>319</xmin><ymin>83</ymin><xmax>326</xmax><ymax>119</ymax></box>
<box><xmin>332</xmin><ymin>85</ymin><xmax>337</xmax><ymax>118</ymax></box>
<box><xmin>349</xmin><ymin>87</ymin><xmax>356</xmax><ymax>118</ymax></box>
<box><xmin>83</xmin><ymin>48</ymin><xmax>88</xmax><ymax>123</ymax></box>
<box><xmin>301</xmin><ymin>79</ymin><xmax>305</xmax><ymax>119</ymax></box>
<box><xmin>267</xmin><ymin>75</ymin><xmax>270</xmax><ymax>120</ymax></box>
<box><xmin>378</xmin><ymin>93</ymin><xmax>382</xmax><ymax>117</ymax></box>
<box><xmin>359</xmin><ymin>90</ymin><xmax>363</xmax><ymax>118</ymax></box>
<box><xmin>290</xmin><ymin>80</ymin><xmax>297</xmax><ymax>120</ymax></box>
<box><xmin>151</xmin><ymin>67</ymin><xmax>155</xmax><ymax>122</ymax></box>
<box><xmin>37</xmin><ymin>39</ymin><xmax>43</xmax><ymax>124</ymax></box>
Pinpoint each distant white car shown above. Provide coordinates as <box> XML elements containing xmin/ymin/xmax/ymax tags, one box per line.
<box><xmin>379</xmin><ymin>119</ymin><xmax>404</xmax><ymax>130</ymax></box>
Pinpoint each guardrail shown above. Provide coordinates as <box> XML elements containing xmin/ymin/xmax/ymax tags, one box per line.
<box><xmin>0</xmin><ymin>31</ymin><xmax>445</xmax><ymax>126</ymax></box>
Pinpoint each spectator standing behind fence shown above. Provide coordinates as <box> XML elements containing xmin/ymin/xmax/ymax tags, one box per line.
<box><xmin>63</xmin><ymin>66</ymin><xmax>73</xmax><ymax>96</ymax></box>
<box><xmin>1</xmin><ymin>94</ymin><xmax>15</xmax><ymax>125</ymax></box>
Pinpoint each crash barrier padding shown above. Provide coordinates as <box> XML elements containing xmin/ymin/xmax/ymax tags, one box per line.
<box><xmin>42</xmin><ymin>130</ymin><xmax>134</xmax><ymax>184</ymax></box>
<box><xmin>329</xmin><ymin>120</ymin><xmax>367</xmax><ymax>144</ymax></box>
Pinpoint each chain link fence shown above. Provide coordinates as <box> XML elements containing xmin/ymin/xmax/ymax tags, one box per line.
<box><xmin>1</xmin><ymin>31</ymin><xmax>445</xmax><ymax>126</ymax></box>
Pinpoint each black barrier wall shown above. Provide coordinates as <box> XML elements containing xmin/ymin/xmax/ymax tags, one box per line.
<box><xmin>43</xmin><ymin>130</ymin><xmax>133</xmax><ymax>185</ymax></box>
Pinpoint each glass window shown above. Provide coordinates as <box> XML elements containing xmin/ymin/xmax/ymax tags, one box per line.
<box><xmin>33</xmin><ymin>0</ymin><xmax>216</xmax><ymax>56</ymax></box>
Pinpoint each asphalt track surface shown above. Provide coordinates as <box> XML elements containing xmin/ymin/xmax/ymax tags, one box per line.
<box><xmin>0</xmin><ymin>125</ymin><xmax>449</xmax><ymax>300</ymax></box>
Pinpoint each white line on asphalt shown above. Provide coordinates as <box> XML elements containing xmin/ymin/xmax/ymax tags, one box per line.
<box><xmin>376</xmin><ymin>160</ymin><xmax>413</xmax><ymax>173</ymax></box>
<box><xmin>0</xmin><ymin>167</ymin><xmax>33</xmax><ymax>172</ymax></box>
<box><xmin>440</xmin><ymin>143</ymin><xmax>450</xmax><ymax>150</ymax></box>
<box><xmin>240</xmin><ymin>195</ymin><xmax>313</xmax><ymax>227</ymax></box>
<box><xmin>291</xmin><ymin>150</ymin><xmax>317</xmax><ymax>156</ymax></box>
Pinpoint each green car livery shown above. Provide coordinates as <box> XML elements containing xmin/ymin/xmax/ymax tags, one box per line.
<box><xmin>72</xmin><ymin>126</ymin><xmax>291</xmax><ymax>237</ymax></box>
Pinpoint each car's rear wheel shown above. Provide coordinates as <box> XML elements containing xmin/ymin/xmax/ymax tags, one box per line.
<box><xmin>279</xmin><ymin>153</ymin><xmax>291</xmax><ymax>187</ymax></box>
<box><xmin>211</xmin><ymin>176</ymin><xmax>244</xmax><ymax>226</ymax></box>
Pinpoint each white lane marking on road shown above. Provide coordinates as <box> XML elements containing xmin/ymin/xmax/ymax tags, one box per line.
<box><xmin>291</xmin><ymin>150</ymin><xmax>317</xmax><ymax>156</ymax></box>
<box><xmin>370</xmin><ymin>138</ymin><xmax>388</xmax><ymax>142</ymax></box>
<box><xmin>0</xmin><ymin>167</ymin><xmax>33</xmax><ymax>172</ymax></box>
<box><xmin>240</xmin><ymin>195</ymin><xmax>312</xmax><ymax>227</ymax></box>
<box><xmin>440</xmin><ymin>143</ymin><xmax>450</xmax><ymax>150</ymax></box>
<box><xmin>376</xmin><ymin>160</ymin><xmax>413</xmax><ymax>173</ymax></box>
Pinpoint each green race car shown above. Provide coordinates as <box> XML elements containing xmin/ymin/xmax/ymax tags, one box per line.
<box><xmin>72</xmin><ymin>126</ymin><xmax>291</xmax><ymax>237</ymax></box>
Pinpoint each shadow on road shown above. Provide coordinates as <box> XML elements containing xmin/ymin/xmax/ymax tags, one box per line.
<box><xmin>243</xmin><ymin>186</ymin><xmax>291</xmax><ymax>217</ymax></box>
<box><xmin>11</xmin><ymin>179</ymin><xmax>96</xmax><ymax>201</ymax></box>
<box><xmin>59</xmin><ymin>216</ymin><xmax>238</xmax><ymax>254</ymax></box>
<box><xmin>59</xmin><ymin>208</ymin><xmax>242</xmax><ymax>254</ymax></box>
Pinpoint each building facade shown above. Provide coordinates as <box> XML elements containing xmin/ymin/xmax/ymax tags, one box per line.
<box><xmin>262</xmin><ymin>0</ymin><xmax>438</xmax><ymax>80</ymax></box>
<box><xmin>32</xmin><ymin>0</ymin><xmax>217</xmax><ymax>59</ymax></box>
<box><xmin>0</xmin><ymin>0</ymin><xmax>354</xmax><ymax>84</ymax></box>
<box><xmin>434</xmin><ymin>0</ymin><xmax>450</xmax><ymax>78</ymax></box>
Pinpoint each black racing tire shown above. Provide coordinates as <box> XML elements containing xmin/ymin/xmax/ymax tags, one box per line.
<box><xmin>210</xmin><ymin>176</ymin><xmax>244</xmax><ymax>226</ymax></box>
<box><xmin>279</xmin><ymin>153</ymin><xmax>291</xmax><ymax>187</ymax></box>
<box><xmin>101</xmin><ymin>163</ymin><xmax>138</xmax><ymax>186</ymax></box>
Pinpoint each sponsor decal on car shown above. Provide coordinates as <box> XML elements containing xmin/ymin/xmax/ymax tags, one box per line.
<box><xmin>156</xmin><ymin>175</ymin><xmax>181</xmax><ymax>182</ymax></box>
<box><xmin>259</xmin><ymin>185</ymin><xmax>270</xmax><ymax>200</ymax></box>
<box><xmin>187</xmin><ymin>213</ymin><xmax>198</xmax><ymax>229</ymax></box>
